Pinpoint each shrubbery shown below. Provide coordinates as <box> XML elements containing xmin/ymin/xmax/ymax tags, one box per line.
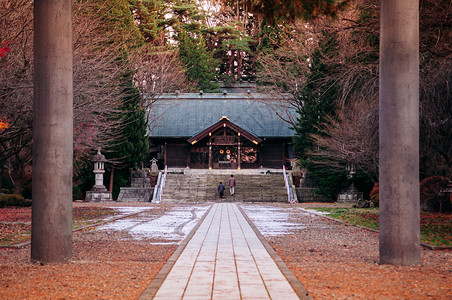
<box><xmin>420</xmin><ymin>176</ymin><xmax>451</xmax><ymax>212</ymax></box>
<box><xmin>369</xmin><ymin>182</ymin><xmax>379</xmax><ymax>207</ymax></box>
<box><xmin>0</xmin><ymin>194</ymin><xmax>32</xmax><ymax>207</ymax></box>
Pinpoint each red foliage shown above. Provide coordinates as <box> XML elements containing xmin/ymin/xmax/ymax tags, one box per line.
<box><xmin>0</xmin><ymin>41</ymin><xmax>10</xmax><ymax>57</ymax></box>
<box><xmin>369</xmin><ymin>182</ymin><xmax>379</xmax><ymax>207</ymax></box>
<box><xmin>0</xmin><ymin>207</ymin><xmax>31</xmax><ymax>223</ymax></box>
<box><xmin>420</xmin><ymin>176</ymin><xmax>451</xmax><ymax>212</ymax></box>
<box><xmin>0</xmin><ymin>117</ymin><xmax>9</xmax><ymax>132</ymax></box>
<box><xmin>293</xmin><ymin>175</ymin><xmax>302</xmax><ymax>187</ymax></box>
<box><xmin>149</xmin><ymin>175</ymin><xmax>158</xmax><ymax>187</ymax></box>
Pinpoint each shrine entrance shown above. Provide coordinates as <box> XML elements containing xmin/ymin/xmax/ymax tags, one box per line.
<box><xmin>187</xmin><ymin>117</ymin><xmax>262</xmax><ymax>169</ymax></box>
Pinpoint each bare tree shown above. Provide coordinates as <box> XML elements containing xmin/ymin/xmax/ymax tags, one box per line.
<box><xmin>257</xmin><ymin>1</ymin><xmax>380</xmax><ymax>177</ymax></box>
<box><xmin>131</xmin><ymin>45</ymin><xmax>192</xmax><ymax>132</ymax></box>
<box><xmin>311</xmin><ymin>96</ymin><xmax>379</xmax><ymax>181</ymax></box>
<box><xmin>420</xmin><ymin>62</ymin><xmax>452</xmax><ymax>177</ymax></box>
<box><xmin>0</xmin><ymin>0</ymin><xmax>34</xmax><ymax>194</ymax></box>
<box><xmin>0</xmin><ymin>0</ymin><xmax>137</xmax><ymax>193</ymax></box>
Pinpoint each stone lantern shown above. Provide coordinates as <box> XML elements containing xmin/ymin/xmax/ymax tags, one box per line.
<box><xmin>150</xmin><ymin>157</ymin><xmax>159</xmax><ymax>175</ymax></box>
<box><xmin>93</xmin><ymin>149</ymin><xmax>106</xmax><ymax>190</ymax></box>
<box><xmin>337</xmin><ymin>162</ymin><xmax>363</xmax><ymax>204</ymax></box>
<box><xmin>85</xmin><ymin>149</ymin><xmax>113</xmax><ymax>202</ymax></box>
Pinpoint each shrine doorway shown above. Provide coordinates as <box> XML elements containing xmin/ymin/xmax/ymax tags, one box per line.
<box><xmin>187</xmin><ymin>117</ymin><xmax>262</xmax><ymax>170</ymax></box>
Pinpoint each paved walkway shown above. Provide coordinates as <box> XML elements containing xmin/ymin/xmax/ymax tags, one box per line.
<box><xmin>141</xmin><ymin>203</ymin><xmax>307</xmax><ymax>299</ymax></box>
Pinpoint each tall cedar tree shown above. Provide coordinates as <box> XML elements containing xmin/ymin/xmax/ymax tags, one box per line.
<box><xmin>292</xmin><ymin>31</ymin><xmax>349</xmax><ymax>199</ymax></box>
<box><xmin>178</xmin><ymin>30</ymin><xmax>219</xmax><ymax>92</ymax></box>
<box><xmin>128</xmin><ymin>0</ymin><xmax>166</xmax><ymax>44</ymax></box>
<box><xmin>91</xmin><ymin>0</ymin><xmax>149</xmax><ymax>198</ymax></box>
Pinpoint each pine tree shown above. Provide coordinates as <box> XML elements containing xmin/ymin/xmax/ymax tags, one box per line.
<box><xmin>178</xmin><ymin>30</ymin><xmax>219</xmax><ymax>92</ymax></box>
<box><xmin>292</xmin><ymin>31</ymin><xmax>346</xmax><ymax>199</ymax></box>
<box><xmin>87</xmin><ymin>0</ymin><xmax>149</xmax><ymax>197</ymax></box>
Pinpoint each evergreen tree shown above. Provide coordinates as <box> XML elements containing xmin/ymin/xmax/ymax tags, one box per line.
<box><xmin>293</xmin><ymin>31</ymin><xmax>340</xmax><ymax>159</ymax></box>
<box><xmin>108</xmin><ymin>71</ymin><xmax>149</xmax><ymax>198</ymax></box>
<box><xmin>178</xmin><ymin>30</ymin><xmax>219</xmax><ymax>91</ymax></box>
<box><xmin>128</xmin><ymin>0</ymin><xmax>166</xmax><ymax>44</ymax></box>
<box><xmin>86</xmin><ymin>0</ymin><xmax>149</xmax><ymax>197</ymax></box>
<box><xmin>292</xmin><ymin>31</ymin><xmax>346</xmax><ymax>199</ymax></box>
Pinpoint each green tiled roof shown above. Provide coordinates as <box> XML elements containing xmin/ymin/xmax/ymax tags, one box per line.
<box><xmin>147</xmin><ymin>93</ymin><xmax>296</xmax><ymax>138</ymax></box>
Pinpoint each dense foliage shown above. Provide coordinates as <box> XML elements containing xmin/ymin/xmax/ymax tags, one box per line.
<box><xmin>369</xmin><ymin>182</ymin><xmax>379</xmax><ymax>207</ymax></box>
<box><xmin>420</xmin><ymin>176</ymin><xmax>451</xmax><ymax>213</ymax></box>
<box><xmin>258</xmin><ymin>0</ymin><xmax>450</xmax><ymax>199</ymax></box>
<box><xmin>0</xmin><ymin>194</ymin><xmax>31</xmax><ymax>208</ymax></box>
<box><xmin>1</xmin><ymin>0</ymin><xmax>450</xmax><ymax>201</ymax></box>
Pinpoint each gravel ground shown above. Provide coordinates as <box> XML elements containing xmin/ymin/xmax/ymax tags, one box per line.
<box><xmin>240</xmin><ymin>202</ymin><xmax>452</xmax><ymax>299</ymax></box>
<box><xmin>0</xmin><ymin>201</ymin><xmax>450</xmax><ymax>299</ymax></box>
<box><xmin>0</xmin><ymin>203</ymin><xmax>209</xmax><ymax>299</ymax></box>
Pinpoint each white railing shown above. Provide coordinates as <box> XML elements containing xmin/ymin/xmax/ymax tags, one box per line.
<box><xmin>152</xmin><ymin>165</ymin><xmax>167</xmax><ymax>203</ymax></box>
<box><xmin>283</xmin><ymin>165</ymin><xmax>295</xmax><ymax>203</ymax></box>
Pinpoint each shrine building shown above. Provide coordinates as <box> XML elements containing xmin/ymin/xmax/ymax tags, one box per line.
<box><xmin>147</xmin><ymin>90</ymin><xmax>296</xmax><ymax>169</ymax></box>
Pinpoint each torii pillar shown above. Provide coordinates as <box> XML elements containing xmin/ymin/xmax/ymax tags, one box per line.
<box><xmin>379</xmin><ymin>0</ymin><xmax>421</xmax><ymax>265</ymax></box>
<box><xmin>31</xmin><ymin>0</ymin><xmax>73</xmax><ymax>263</ymax></box>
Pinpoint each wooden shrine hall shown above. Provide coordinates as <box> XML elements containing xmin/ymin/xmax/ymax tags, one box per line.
<box><xmin>147</xmin><ymin>90</ymin><xmax>296</xmax><ymax>169</ymax></box>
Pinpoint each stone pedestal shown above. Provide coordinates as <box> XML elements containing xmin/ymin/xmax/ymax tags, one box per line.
<box><xmin>117</xmin><ymin>169</ymin><xmax>153</xmax><ymax>202</ymax></box>
<box><xmin>337</xmin><ymin>183</ymin><xmax>363</xmax><ymax>204</ymax></box>
<box><xmin>85</xmin><ymin>190</ymin><xmax>113</xmax><ymax>202</ymax></box>
<box><xmin>296</xmin><ymin>171</ymin><xmax>330</xmax><ymax>202</ymax></box>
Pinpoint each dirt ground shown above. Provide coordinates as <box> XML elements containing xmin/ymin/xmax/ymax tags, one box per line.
<box><xmin>0</xmin><ymin>202</ymin><xmax>451</xmax><ymax>299</ymax></box>
<box><xmin>241</xmin><ymin>203</ymin><xmax>451</xmax><ymax>299</ymax></box>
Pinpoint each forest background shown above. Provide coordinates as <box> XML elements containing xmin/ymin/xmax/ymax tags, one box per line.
<box><xmin>0</xmin><ymin>0</ymin><xmax>450</xmax><ymax>202</ymax></box>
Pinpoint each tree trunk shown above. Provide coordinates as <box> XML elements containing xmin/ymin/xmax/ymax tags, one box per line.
<box><xmin>379</xmin><ymin>0</ymin><xmax>421</xmax><ymax>265</ymax></box>
<box><xmin>228</xmin><ymin>50</ymin><xmax>235</xmax><ymax>74</ymax></box>
<box><xmin>31</xmin><ymin>0</ymin><xmax>73</xmax><ymax>264</ymax></box>
<box><xmin>109</xmin><ymin>166</ymin><xmax>114</xmax><ymax>192</ymax></box>
<box><xmin>237</xmin><ymin>51</ymin><xmax>242</xmax><ymax>78</ymax></box>
<box><xmin>0</xmin><ymin>167</ymin><xmax>4</xmax><ymax>192</ymax></box>
<box><xmin>13</xmin><ymin>176</ymin><xmax>23</xmax><ymax>195</ymax></box>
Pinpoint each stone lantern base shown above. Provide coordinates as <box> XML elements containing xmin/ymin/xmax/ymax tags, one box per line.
<box><xmin>85</xmin><ymin>186</ymin><xmax>113</xmax><ymax>202</ymax></box>
<box><xmin>337</xmin><ymin>183</ymin><xmax>363</xmax><ymax>204</ymax></box>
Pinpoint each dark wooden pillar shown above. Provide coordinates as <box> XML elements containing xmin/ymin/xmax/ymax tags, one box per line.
<box><xmin>208</xmin><ymin>139</ymin><xmax>212</xmax><ymax>170</ymax></box>
<box><xmin>32</xmin><ymin>0</ymin><xmax>73</xmax><ymax>263</ymax></box>
<box><xmin>164</xmin><ymin>142</ymin><xmax>167</xmax><ymax>166</ymax></box>
<box><xmin>237</xmin><ymin>138</ymin><xmax>241</xmax><ymax>170</ymax></box>
<box><xmin>186</xmin><ymin>145</ymin><xmax>190</xmax><ymax>168</ymax></box>
<box><xmin>282</xmin><ymin>143</ymin><xmax>286</xmax><ymax>167</ymax></box>
<box><xmin>259</xmin><ymin>144</ymin><xmax>263</xmax><ymax>168</ymax></box>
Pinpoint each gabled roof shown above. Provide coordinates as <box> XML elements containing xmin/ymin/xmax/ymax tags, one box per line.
<box><xmin>147</xmin><ymin>92</ymin><xmax>295</xmax><ymax>138</ymax></box>
<box><xmin>187</xmin><ymin>117</ymin><xmax>262</xmax><ymax>145</ymax></box>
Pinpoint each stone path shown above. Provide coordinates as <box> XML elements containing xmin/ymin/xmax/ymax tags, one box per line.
<box><xmin>141</xmin><ymin>203</ymin><xmax>308</xmax><ymax>299</ymax></box>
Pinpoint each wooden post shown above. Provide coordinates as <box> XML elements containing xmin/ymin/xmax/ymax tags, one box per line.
<box><xmin>282</xmin><ymin>142</ymin><xmax>286</xmax><ymax>167</ymax></box>
<box><xmin>237</xmin><ymin>138</ymin><xmax>241</xmax><ymax>170</ymax></box>
<box><xmin>208</xmin><ymin>139</ymin><xmax>212</xmax><ymax>170</ymax></box>
<box><xmin>164</xmin><ymin>142</ymin><xmax>167</xmax><ymax>167</ymax></box>
<box><xmin>109</xmin><ymin>166</ymin><xmax>114</xmax><ymax>192</ymax></box>
<box><xmin>32</xmin><ymin>0</ymin><xmax>73</xmax><ymax>263</ymax></box>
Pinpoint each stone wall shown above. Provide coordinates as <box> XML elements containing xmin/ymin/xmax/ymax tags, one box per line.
<box><xmin>296</xmin><ymin>187</ymin><xmax>330</xmax><ymax>202</ymax></box>
<box><xmin>117</xmin><ymin>187</ymin><xmax>153</xmax><ymax>202</ymax></box>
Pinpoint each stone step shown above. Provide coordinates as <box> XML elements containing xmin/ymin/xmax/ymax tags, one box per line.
<box><xmin>160</xmin><ymin>172</ymin><xmax>287</xmax><ymax>203</ymax></box>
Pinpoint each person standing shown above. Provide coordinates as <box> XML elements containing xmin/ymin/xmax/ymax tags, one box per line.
<box><xmin>228</xmin><ymin>174</ymin><xmax>236</xmax><ymax>196</ymax></box>
<box><xmin>218</xmin><ymin>182</ymin><xmax>225</xmax><ymax>198</ymax></box>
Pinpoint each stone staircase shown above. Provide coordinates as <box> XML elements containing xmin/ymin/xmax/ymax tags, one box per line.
<box><xmin>160</xmin><ymin>170</ymin><xmax>288</xmax><ymax>203</ymax></box>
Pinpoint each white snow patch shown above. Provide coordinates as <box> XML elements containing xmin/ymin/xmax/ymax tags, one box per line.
<box><xmin>101</xmin><ymin>206</ymin><xmax>152</xmax><ymax>221</ymax></box>
<box><xmin>299</xmin><ymin>208</ymin><xmax>332</xmax><ymax>216</ymax></box>
<box><xmin>99</xmin><ymin>219</ymin><xmax>142</xmax><ymax>231</ymax></box>
<box><xmin>241</xmin><ymin>206</ymin><xmax>299</xmax><ymax>236</ymax></box>
<box><xmin>113</xmin><ymin>207</ymin><xmax>152</xmax><ymax>214</ymax></box>
<box><xmin>97</xmin><ymin>206</ymin><xmax>209</xmax><ymax>244</ymax></box>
